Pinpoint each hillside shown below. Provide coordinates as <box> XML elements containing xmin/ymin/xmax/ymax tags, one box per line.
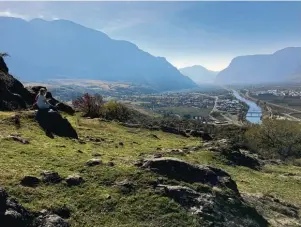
<box><xmin>216</xmin><ymin>47</ymin><xmax>301</xmax><ymax>85</ymax></box>
<box><xmin>0</xmin><ymin>17</ymin><xmax>196</xmax><ymax>92</ymax></box>
<box><xmin>1</xmin><ymin>112</ymin><xmax>301</xmax><ymax>226</ymax></box>
<box><xmin>180</xmin><ymin>65</ymin><xmax>219</xmax><ymax>84</ymax></box>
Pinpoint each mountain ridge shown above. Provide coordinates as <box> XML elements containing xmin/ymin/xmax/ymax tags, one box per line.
<box><xmin>180</xmin><ymin>65</ymin><xmax>219</xmax><ymax>84</ymax></box>
<box><xmin>216</xmin><ymin>47</ymin><xmax>301</xmax><ymax>85</ymax></box>
<box><xmin>0</xmin><ymin>16</ymin><xmax>197</xmax><ymax>92</ymax></box>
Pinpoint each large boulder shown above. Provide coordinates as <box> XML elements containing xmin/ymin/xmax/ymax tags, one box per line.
<box><xmin>222</xmin><ymin>149</ymin><xmax>262</xmax><ymax>170</ymax></box>
<box><xmin>35</xmin><ymin>110</ymin><xmax>78</xmax><ymax>139</ymax></box>
<box><xmin>0</xmin><ymin>56</ymin><xmax>9</xmax><ymax>73</ymax></box>
<box><xmin>1</xmin><ymin>186</ymin><xmax>70</xmax><ymax>227</ymax></box>
<box><xmin>0</xmin><ymin>56</ymin><xmax>74</xmax><ymax>114</ymax></box>
<box><xmin>141</xmin><ymin>157</ymin><xmax>239</xmax><ymax>193</ymax></box>
<box><xmin>0</xmin><ymin>186</ymin><xmax>33</xmax><ymax>227</ymax></box>
<box><xmin>32</xmin><ymin>214</ymin><xmax>69</xmax><ymax>227</ymax></box>
<box><xmin>26</xmin><ymin>86</ymin><xmax>75</xmax><ymax>115</ymax></box>
<box><xmin>156</xmin><ymin>184</ymin><xmax>268</xmax><ymax>227</ymax></box>
<box><xmin>0</xmin><ymin>57</ymin><xmax>33</xmax><ymax>110</ymax></box>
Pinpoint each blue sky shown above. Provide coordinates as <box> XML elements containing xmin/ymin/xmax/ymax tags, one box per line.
<box><xmin>0</xmin><ymin>1</ymin><xmax>300</xmax><ymax>70</ymax></box>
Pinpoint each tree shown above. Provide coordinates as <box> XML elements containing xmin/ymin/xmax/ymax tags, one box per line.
<box><xmin>103</xmin><ymin>100</ymin><xmax>130</xmax><ymax>122</ymax></box>
<box><xmin>245</xmin><ymin>119</ymin><xmax>301</xmax><ymax>159</ymax></box>
<box><xmin>72</xmin><ymin>93</ymin><xmax>104</xmax><ymax>118</ymax></box>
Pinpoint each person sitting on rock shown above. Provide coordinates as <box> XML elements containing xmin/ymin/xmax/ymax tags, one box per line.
<box><xmin>36</xmin><ymin>88</ymin><xmax>57</xmax><ymax>111</ymax></box>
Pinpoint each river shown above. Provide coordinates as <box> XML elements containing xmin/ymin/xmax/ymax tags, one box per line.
<box><xmin>232</xmin><ymin>90</ymin><xmax>262</xmax><ymax>124</ymax></box>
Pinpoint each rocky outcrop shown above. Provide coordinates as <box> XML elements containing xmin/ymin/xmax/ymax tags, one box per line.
<box><xmin>32</xmin><ymin>214</ymin><xmax>69</xmax><ymax>227</ymax></box>
<box><xmin>35</xmin><ymin>110</ymin><xmax>78</xmax><ymax>139</ymax></box>
<box><xmin>222</xmin><ymin>149</ymin><xmax>262</xmax><ymax>170</ymax></box>
<box><xmin>26</xmin><ymin>86</ymin><xmax>75</xmax><ymax>115</ymax></box>
<box><xmin>20</xmin><ymin>176</ymin><xmax>40</xmax><ymax>188</ymax></box>
<box><xmin>40</xmin><ymin>171</ymin><xmax>62</xmax><ymax>184</ymax></box>
<box><xmin>65</xmin><ymin>174</ymin><xmax>84</xmax><ymax>186</ymax></box>
<box><xmin>203</xmin><ymin>139</ymin><xmax>262</xmax><ymax>170</ymax></box>
<box><xmin>141</xmin><ymin>157</ymin><xmax>239</xmax><ymax>193</ymax></box>
<box><xmin>0</xmin><ymin>56</ymin><xmax>34</xmax><ymax>110</ymax></box>
<box><xmin>1</xmin><ymin>186</ymin><xmax>69</xmax><ymax>227</ymax></box>
<box><xmin>0</xmin><ymin>56</ymin><xmax>74</xmax><ymax>114</ymax></box>
<box><xmin>243</xmin><ymin>193</ymin><xmax>301</xmax><ymax>227</ymax></box>
<box><xmin>156</xmin><ymin>184</ymin><xmax>268</xmax><ymax>227</ymax></box>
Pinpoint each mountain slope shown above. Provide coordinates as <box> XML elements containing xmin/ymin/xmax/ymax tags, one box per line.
<box><xmin>216</xmin><ymin>47</ymin><xmax>301</xmax><ymax>84</ymax></box>
<box><xmin>0</xmin><ymin>17</ymin><xmax>196</xmax><ymax>91</ymax></box>
<box><xmin>179</xmin><ymin>65</ymin><xmax>219</xmax><ymax>84</ymax></box>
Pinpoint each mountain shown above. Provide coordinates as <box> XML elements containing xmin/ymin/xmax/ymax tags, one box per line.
<box><xmin>0</xmin><ymin>17</ymin><xmax>197</xmax><ymax>92</ymax></box>
<box><xmin>179</xmin><ymin>65</ymin><xmax>219</xmax><ymax>84</ymax></box>
<box><xmin>215</xmin><ymin>47</ymin><xmax>301</xmax><ymax>85</ymax></box>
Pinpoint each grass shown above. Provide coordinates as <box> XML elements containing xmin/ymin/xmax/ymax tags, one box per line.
<box><xmin>0</xmin><ymin>111</ymin><xmax>301</xmax><ymax>226</ymax></box>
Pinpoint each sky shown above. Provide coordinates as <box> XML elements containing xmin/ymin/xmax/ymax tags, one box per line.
<box><xmin>0</xmin><ymin>1</ymin><xmax>300</xmax><ymax>71</ymax></box>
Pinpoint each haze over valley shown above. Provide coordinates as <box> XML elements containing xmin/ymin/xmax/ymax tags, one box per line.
<box><xmin>1</xmin><ymin>2</ymin><xmax>301</xmax><ymax>227</ymax></box>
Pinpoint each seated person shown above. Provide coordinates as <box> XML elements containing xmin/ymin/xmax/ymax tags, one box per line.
<box><xmin>36</xmin><ymin>88</ymin><xmax>57</xmax><ymax>111</ymax></box>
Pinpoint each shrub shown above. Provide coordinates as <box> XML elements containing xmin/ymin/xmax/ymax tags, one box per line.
<box><xmin>72</xmin><ymin>93</ymin><xmax>104</xmax><ymax>118</ymax></box>
<box><xmin>245</xmin><ymin>119</ymin><xmax>301</xmax><ymax>160</ymax></box>
<box><xmin>103</xmin><ymin>101</ymin><xmax>130</xmax><ymax>122</ymax></box>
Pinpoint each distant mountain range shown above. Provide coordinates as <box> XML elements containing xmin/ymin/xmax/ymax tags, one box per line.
<box><xmin>216</xmin><ymin>47</ymin><xmax>301</xmax><ymax>85</ymax></box>
<box><xmin>0</xmin><ymin>17</ymin><xmax>197</xmax><ymax>92</ymax></box>
<box><xmin>179</xmin><ymin>65</ymin><xmax>219</xmax><ymax>84</ymax></box>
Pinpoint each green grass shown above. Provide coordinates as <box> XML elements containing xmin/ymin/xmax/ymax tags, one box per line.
<box><xmin>0</xmin><ymin>111</ymin><xmax>301</xmax><ymax>226</ymax></box>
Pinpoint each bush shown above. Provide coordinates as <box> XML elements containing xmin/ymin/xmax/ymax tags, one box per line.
<box><xmin>245</xmin><ymin>119</ymin><xmax>301</xmax><ymax>160</ymax></box>
<box><xmin>103</xmin><ymin>101</ymin><xmax>130</xmax><ymax>122</ymax></box>
<box><xmin>72</xmin><ymin>93</ymin><xmax>104</xmax><ymax>118</ymax></box>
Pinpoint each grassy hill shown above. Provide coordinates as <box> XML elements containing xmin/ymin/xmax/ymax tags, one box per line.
<box><xmin>0</xmin><ymin>111</ymin><xmax>301</xmax><ymax>226</ymax></box>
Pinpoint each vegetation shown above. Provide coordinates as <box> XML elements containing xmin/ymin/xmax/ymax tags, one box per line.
<box><xmin>72</xmin><ymin>93</ymin><xmax>131</xmax><ymax>122</ymax></box>
<box><xmin>245</xmin><ymin>119</ymin><xmax>301</xmax><ymax>160</ymax></box>
<box><xmin>0</xmin><ymin>112</ymin><xmax>301</xmax><ymax>226</ymax></box>
<box><xmin>103</xmin><ymin>101</ymin><xmax>131</xmax><ymax>122</ymax></box>
<box><xmin>72</xmin><ymin>93</ymin><xmax>104</xmax><ymax>118</ymax></box>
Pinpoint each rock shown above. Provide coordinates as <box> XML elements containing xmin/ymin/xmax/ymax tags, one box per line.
<box><xmin>33</xmin><ymin>214</ymin><xmax>69</xmax><ymax>227</ymax></box>
<box><xmin>51</xmin><ymin>205</ymin><xmax>71</xmax><ymax>219</ymax></box>
<box><xmin>153</xmin><ymin>153</ymin><xmax>163</xmax><ymax>158</ymax></box>
<box><xmin>190</xmin><ymin>130</ymin><xmax>213</xmax><ymax>141</ymax></box>
<box><xmin>27</xmin><ymin>86</ymin><xmax>75</xmax><ymax>115</ymax></box>
<box><xmin>149</xmin><ymin>134</ymin><xmax>160</xmax><ymax>139</ymax></box>
<box><xmin>7</xmin><ymin>135</ymin><xmax>29</xmax><ymax>144</ymax></box>
<box><xmin>0</xmin><ymin>57</ymin><xmax>33</xmax><ymax>111</ymax></box>
<box><xmin>0</xmin><ymin>55</ymin><xmax>9</xmax><ymax>73</ymax></box>
<box><xmin>41</xmin><ymin>171</ymin><xmax>62</xmax><ymax>184</ymax></box>
<box><xmin>167</xmin><ymin>149</ymin><xmax>186</xmax><ymax>156</ymax></box>
<box><xmin>141</xmin><ymin>157</ymin><xmax>239</xmax><ymax>193</ymax></box>
<box><xmin>243</xmin><ymin>193</ymin><xmax>301</xmax><ymax>227</ymax></box>
<box><xmin>115</xmin><ymin>179</ymin><xmax>135</xmax><ymax>194</ymax></box>
<box><xmin>0</xmin><ymin>187</ymin><xmax>8</xmax><ymax>212</ymax></box>
<box><xmin>4</xmin><ymin>209</ymin><xmax>24</xmax><ymax>226</ymax></box>
<box><xmin>35</xmin><ymin>110</ymin><xmax>78</xmax><ymax>139</ymax></box>
<box><xmin>54</xmin><ymin>102</ymin><xmax>75</xmax><ymax>115</ymax></box>
<box><xmin>86</xmin><ymin>159</ymin><xmax>102</xmax><ymax>166</ymax></box>
<box><xmin>107</xmin><ymin>162</ymin><xmax>115</xmax><ymax>167</ymax></box>
<box><xmin>222</xmin><ymin>149</ymin><xmax>262</xmax><ymax>170</ymax></box>
<box><xmin>65</xmin><ymin>174</ymin><xmax>84</xmax><ymax>186</ymax></box>
<box><xmin>0</xmin><ymin>187</ymin><xmax>33</xmax><ymax>227</ymax></box>
<box><xmin>156</xmin><ymin>184</ymin><xmax>268</xmax><ymax>227</ymax></box>
<box><xmin>20</xmin><ymin>176</ymin><xmax>40</xmax><ymax>187</ymax></box>
<box><xmin>119</xmin><ymin>141</ymin><xmax>124</xmax><ymax>146</ymax></box>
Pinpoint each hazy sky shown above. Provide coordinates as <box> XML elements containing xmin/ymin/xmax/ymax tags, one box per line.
<box><xmin>0</xmin><ymin>1</ymin><xmax>300</xmax><ymax>71</ymax></box>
